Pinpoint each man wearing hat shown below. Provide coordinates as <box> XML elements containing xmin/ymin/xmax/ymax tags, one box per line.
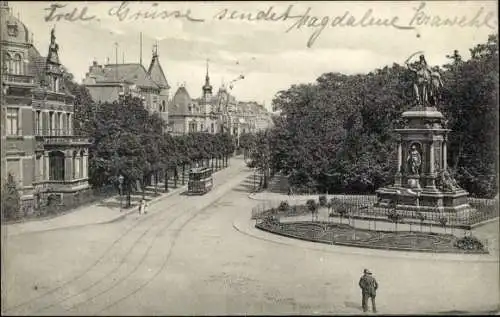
<box><xmin>359</xmin><ymin>269</ymin><xmax>378</xmax><ymax>313</ymax></box>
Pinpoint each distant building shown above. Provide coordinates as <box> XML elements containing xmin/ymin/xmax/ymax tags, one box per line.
<box><xmin>168</xmin><ymin>62</ymin><xmax>272</xmax><ymax>137</ymax></box>
<box><xmin>82</xmin><ymin>46</ymin><xmax>170</xmax><ymax>126</ymax></box>
<box><xmin>1</xmin><ymin>1</ymin><xmax>91</xmax><ymax>214</ymax></box>
<box><xmin>236</xmin><ymin>101</ymin><xmax>273</xmax><ymax>133</ymax></box>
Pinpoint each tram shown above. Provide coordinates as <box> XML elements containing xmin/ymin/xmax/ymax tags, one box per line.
<box><xmin>188</xmin><ymin>167</ymin><xmax>213</xmax><ymax>195</ymax></box>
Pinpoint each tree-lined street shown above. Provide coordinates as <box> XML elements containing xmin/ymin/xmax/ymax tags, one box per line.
<box><xmin>2</xmin><ymin>157</ymin><xmax>498</xmax><ymax>315</ymax></box>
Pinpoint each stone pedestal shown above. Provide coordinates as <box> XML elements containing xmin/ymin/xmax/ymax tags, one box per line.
<box><xmin>375</xmin><ymin>107</ymin><xmax>474</xmax><ymax>213</ymax></box>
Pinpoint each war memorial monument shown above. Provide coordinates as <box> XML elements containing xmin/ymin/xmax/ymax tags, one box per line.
<box><xmin>375</xmin><ymin>53</ymin><xmax>474</xmax><ymax>214</ymax></box>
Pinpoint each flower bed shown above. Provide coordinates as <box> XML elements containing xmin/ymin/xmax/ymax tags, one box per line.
<box><xmin>256</xmin><ymin>220</ymin><xmax>488</xmax><ymax>254</ymax></box>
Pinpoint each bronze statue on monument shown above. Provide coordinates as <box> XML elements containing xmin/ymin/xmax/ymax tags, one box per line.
<box><xmin>405</xmin><ymin>53</ymin><xmax>443</xmax><ymax>108</ymax></box>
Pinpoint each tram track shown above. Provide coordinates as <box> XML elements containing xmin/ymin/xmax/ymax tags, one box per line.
<box><xmin>30</xmin><ymin>199</ymin><xmax>187</xmax><ymax>315</ymax></box>
<box><xmin>62</xmin><ymin>166</ymin><xmax>251</xmax><ymax>315</ymax></box>
<box><xmin>4</xmin><ymin>161</ymin><xmax>249</xmax><ymax>316</ymax></box>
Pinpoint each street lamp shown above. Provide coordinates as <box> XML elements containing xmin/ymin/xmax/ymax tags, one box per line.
<box><xmin>118</xmin><ymin>174</ymin><xmax>124</xmax><ymax>211</ymax></box>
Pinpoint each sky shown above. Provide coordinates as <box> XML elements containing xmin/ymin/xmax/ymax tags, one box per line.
<box><xmin>9</xmin><ymin>1</ymin><xmax>498</xmax><ymax>110</ymax></box>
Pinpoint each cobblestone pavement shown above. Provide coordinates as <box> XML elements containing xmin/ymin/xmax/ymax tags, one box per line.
<box><xmin>2</xmin><ymin>161</ymin><xmax>498</xmax><ymax>315</ymax></box>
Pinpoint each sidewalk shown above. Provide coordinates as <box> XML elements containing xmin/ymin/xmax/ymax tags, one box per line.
<box><xmin>2</xmin><ymin>160</ymin><xmax>242</xmax><ymax>237</ymax></box>
<box><xmin>2</xmin><ymin>183</ymin><xmax>189</xmax><ymax>237</ymax></box>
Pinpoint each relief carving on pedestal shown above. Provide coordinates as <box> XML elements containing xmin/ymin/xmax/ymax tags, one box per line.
<box><xmin>436</xmin><ymin>168</ymin><xmax>461</xmax><ymax>192</ymax></box>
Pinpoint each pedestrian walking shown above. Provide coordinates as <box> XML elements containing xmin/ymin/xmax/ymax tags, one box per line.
<box><xmin>139</xmin><ymin>199</ymin><xmax>148</xmax><ymax>215</ymax></box>
<box><xmin>359</xmin><ymin>269</ymin><xmax>378</xmax><ymax>313</ymax></box>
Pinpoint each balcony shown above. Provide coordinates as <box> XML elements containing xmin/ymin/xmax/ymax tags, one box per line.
<box><xmin>35</xmin><ymin>130</ymin><xmax>92</xmax><ymax>146</ymax></box>
<box><xmin>2</xmin><ymin>73</ymin><xmax>35</xmax><ymax>86</ymax></box>
<box><xmin>5</xmin><ymin>129</ymin><xmax>23</xmax><ymax>139</ymax></box>
<box><xmin>43</xmin><ymin>136</ymin><xmax>92</xmax><ymax>146</ymax></box>
<box><xmin>35</xmin><ymin>129</ymin><xmax>72</xmax><ymax>137</ymax></box>
<box><xmin>46</xmin><ymin>92</ymin><xmax>70</xmax><ymax>103</ymax></box>
<box><xmin>34</xmin><ymin>179</ymin><xmax>89</xmax><ymax>192</ymax></box>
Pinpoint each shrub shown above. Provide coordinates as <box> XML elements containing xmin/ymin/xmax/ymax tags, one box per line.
<box><xmin>306</xmin><ymin>199</ymin><xmax>317</xmax><ymax>212</ymax></box>
<box><xmin>455</xmin><ymin>235</ymin><xmax>485</xmax><ymax>251</ymax></box>
<box><xmin>387</xmin><ymin>209</ymin><xmax>402</xmax><ymax>223</ymax></box>
<box><xmin>416</xmin><ymin>212</ymin><xmax>426</xmax><ymax>222</ymax></box>
<box><xmin>336</xmin><ymin>203</ymin><xmax>349</xmax><ymax>217</ymax></box>
<box><xmin>330</xmin><ymin>198</ymin><xmax>342</xmax><ymax>206</ymax></box>
<box><xmin>279</xmin><ymin>200</ymin><xmax>290</xmax><ymax>212</ymax></box>
<box><xmin>1</xmin><ymin>174</ymin><xmax>21</xmax><ymax>220</ymax></box>
<box><xmin>318</xmin><ymin>195</ymin><xmax>327</xmax><ymax>207</ymax></box>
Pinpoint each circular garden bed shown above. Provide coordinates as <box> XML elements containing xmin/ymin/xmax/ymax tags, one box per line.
<box><xmin>255</xmin><ymin>220</ymin><xmax>488</xmax><ymax>254</ymax></box>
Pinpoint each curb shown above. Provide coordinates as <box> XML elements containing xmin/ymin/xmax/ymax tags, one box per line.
<box><xmin>254</xmin><ymin>222</ymin><xmax>488</xmax><ymax>255</ymax></box>
<box><xmin>2</xmin><ymin>185</ymin><xmax>189</xmax><ymax>237</ymax></box>
<box><xmin>232</xmin><ymin>217</ymin><xmax>499</xmax><ymax>263</ymax></box>
<box><xmin>5</xmin><ymin>166</ymin><xmax>235</xmax><ymax>236</ymax></box>
<box><xmin>470</xmin><ymin>216</ymin><xmax>500</xmax><ymax>229</ymax></box>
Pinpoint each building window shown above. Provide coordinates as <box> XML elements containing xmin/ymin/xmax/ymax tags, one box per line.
<box><xmin>13</xmin><ymin>53</ymin><xmax>22</xmax><ymax>75</ymax></box>
<box><xmin>72</xmin><ymin>151</ymin><xmax>79</xmax><ymax>179</ymax></box>
<box><xmin>3</xmin><ymin>52</ymin><xmax>12</xmax><ymax>73</ymax></box>
<box><xmin>200</xmin><ymin>124</ymin><xmax>204</xmax><ymax>131</ymax></box>
<box><xmin>54</xmin><ymin>77</ymin><xmax>59</xmax><ymax>92</ymax></box>
<box><xmin>49</xmin><ymin>111</ymin><xmax>54</xmax><ymax>136</ymax></box>
<box><xmin>79</xmin><ymin>150</ymin><xmax>84</xmax><ymax>179</ymax></box>
<box><xmin>35</xmin><ymin>155</ymin><xmax>43</xmax><ymax>182</ymax></box>
<box><xmin>211</xmin><ymin>123</ymin><xmax>214</xmax><ymax>133</ymax></box>
<box><xmin>55</xmin><ymin>112</ymin><xmax>62</xmax><ymax>136</ymax></box>
<box><xmin>6</xmin><ymin>108</ymin><xmax>19</xmax><ymax>135</ymax></box>
<box><xmin>161</xmin><ymin>100</ymin><xmax>166</xmax><ymax>112</ymax></box>
<box><xmin>66</xmin><ymin>113</ymin><xmax>71</xmax><ymax>135</ymax></box>
<box><xmin>49</xmin><ymin>151</ymin><xmax>65</xmax><ymax>181</ymax></box>
<box><xmin>68</xmin><ymin>113</ymin><xmax>72</xmax><ymax>135</ymax></box>
<box><xmin>189</xmin><ymin>122</ymin><xmax>196</xmax><ymax>133</ymax></box>
<box><xmin>34</xmin><ymin>110</ymin><xmax>41</xmax><ymax>135</ymax></box>
<box><xmin>61</xmin><ymin>113</ymin><xmax>67</xmax><ymax>136</ymax></box>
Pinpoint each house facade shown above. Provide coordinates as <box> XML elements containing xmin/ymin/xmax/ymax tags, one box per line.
<box><xmin>1</xmin><ymin>1</ymin><xmax>91</xmax><ymax>215</ymax></box>
<box><xmin>82</xmin><ymin>47</ymin><xmax>170</xmax><ymax>125</ymax></box>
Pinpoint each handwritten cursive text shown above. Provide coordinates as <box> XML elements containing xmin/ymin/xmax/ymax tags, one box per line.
<box><xmin>214</xmin><ymin>3</ymin><xmax>497</xmax><ymax>48</ymax></box>
<box><xmin>108</xmin><ymin>1</ymin><xmax>204</xmax><ymax>22</ymax></box>
<box><xmin>44</xmin><ymin>3</ymin><xmax>96</xmax><ymax>22</ymax></box>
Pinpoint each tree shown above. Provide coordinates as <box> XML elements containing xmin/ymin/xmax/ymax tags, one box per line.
<box><xmin>86</xmin><ymin>96</ymin><xmax>150</xmax><ymax>206</ymax></box>
<box><xmin>248</xmin><ymin>130</ymin><xmax>271</xmax><ymax>189</ymax></box>
<box><xmin>306</xmin><ymin>199</ymin><xmax>318</xmax><ymax>222</ymax></box>
<box><xmin>259</xmin><ymin>34</ymin><xmax>498</xmax><ymax>198</ymax></box>
<box><xmin>441</xmin><ymin>34</ymin><xmax>498</xmax><ymax>197</ymax></box>
<box><xmin>239</xmin><ymin>132</ymin><xmax>257</xmax><ymax>160</ymax></box>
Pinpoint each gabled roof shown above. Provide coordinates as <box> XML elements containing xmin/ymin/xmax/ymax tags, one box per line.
<box><xmin>99</xmin><ymin>63</ymin><xmax>159</xmax><ymax>89</ymax></box>
<box><xmin>27</xmin><ymin>46</ymin><xmax>47</xmax><ymax>85</ymax></box>
<box><xmin>169</xmin><ymin>86</ymin><xmax>201</xmax><ymax>116</ymax></box>
<box><xmin>27</xmin><ymin>45</ymin><xmax>71</xmax><ymax>94</ymax></box>
<box><xmin>147</xmin><ymin>55</ymin><xmax>170</xmax><ymax>89</ymax></box>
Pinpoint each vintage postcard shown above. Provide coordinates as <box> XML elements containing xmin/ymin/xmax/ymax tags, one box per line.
<box><xmin>1</xmin><ymin>1</ymin><xmax>498</xmax><ymax>315</ymax></box>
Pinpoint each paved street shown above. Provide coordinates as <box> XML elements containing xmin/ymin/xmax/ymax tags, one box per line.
<box><xmin>2</xmin><ymin>157</ymin><xmax>499</xmax><ymax>315</ymax></box>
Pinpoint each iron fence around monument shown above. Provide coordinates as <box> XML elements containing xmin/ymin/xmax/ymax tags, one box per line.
<box><xmin>251</xmin><ymin>194</ymin><xmax>499</xmax><ymax>228</ymax></box>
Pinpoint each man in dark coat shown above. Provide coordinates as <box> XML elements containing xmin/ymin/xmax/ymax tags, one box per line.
<box><xmin>359</xmin><ymin>269</ymin><xmax>378</xmax><ymax>313</ymax></box>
